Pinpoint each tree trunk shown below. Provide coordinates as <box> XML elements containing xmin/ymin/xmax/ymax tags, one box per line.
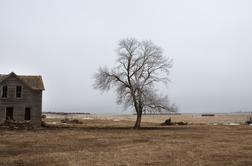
<box><xmin>134</xmin><ymin>109</ymin><xmax>142</xmax><ymax>129</ymax></box>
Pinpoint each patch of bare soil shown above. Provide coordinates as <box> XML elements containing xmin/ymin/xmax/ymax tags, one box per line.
<box><xmin>0</xmin><ymin>119</ymin><xmax>252</xmax><ymax>166</ymax></box>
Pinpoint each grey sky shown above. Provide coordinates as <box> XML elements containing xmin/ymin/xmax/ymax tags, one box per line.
<box><xmin>0</xmin><ymin>0</ymin><xmax>252</xmax><ymax>113</ymax></box>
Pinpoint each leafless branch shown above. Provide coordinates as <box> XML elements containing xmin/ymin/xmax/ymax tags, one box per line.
<box><xmin>94</xmin><ymin>38</ymin><xmax>175</xmax><ymax>128</ymax></box>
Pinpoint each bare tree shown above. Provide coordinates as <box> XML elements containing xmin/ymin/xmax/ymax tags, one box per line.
<box><xmin>94</xmin><ymin>38</ymin><xmax>174</xmax><ymax>129</ymax></box>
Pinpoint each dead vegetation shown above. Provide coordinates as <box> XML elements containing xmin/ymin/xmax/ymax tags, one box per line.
<box><xmin>0</xmin><ymin>118</ymin><xmax>252</xmax><ymax>166</ymax></box>
<box><xmin>61</xmin><ymin>118</ymin><xmax>83</xmax><ymax>124</ymax></box>
<box><xmin>0</xmin><ymin>120</ymin><xmax>34</xmax><ymax>130</ymax></box>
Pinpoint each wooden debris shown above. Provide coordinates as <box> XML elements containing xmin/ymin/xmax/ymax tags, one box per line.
<box><xmin>160</xmin><ymin>118</ymin><xmax>188</xmax><ymax>126</ymax></box>
<box><xmin>201</xmin><ymin>114</ymin><xmax>215</xmax><ymax>117</ymax></box>
<box><xmin>61</xmin><ymin>118</ymin><xmax>83</xmax><ymax>124</ymax></box>
<box><xmin>0</xmin><ymin>120</ymin><xmax>34</xmax><ymax>130</ymax></box>
<box><xmin>246</xmin><ymin>117</ymin><xmax>252</xmax><ymax>125</ymax></box>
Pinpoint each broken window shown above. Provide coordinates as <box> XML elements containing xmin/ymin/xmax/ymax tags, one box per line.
<box><xmin>25</xmin><ymin>107</ymin><xmax>31</xmax><ymax>121</ymax></box>
<box><xmin>2</xmin><ymin>86</ymin><xmax>8</xmax><ymax>98</ymax></box>
<box><xmin>16</xmin><ymin>86</ymin><xmax>22</xmax><ymax>98</ymax></box>
<box><xmin>6</xmin><ymin>107</ymin><xmax>14</xmax><ymax>120</ymax></box>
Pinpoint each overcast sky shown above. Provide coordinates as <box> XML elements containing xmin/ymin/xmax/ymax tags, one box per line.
<box><xmin>1</xmin><ymin>0</ymin><xmax>252</xmax><ymax>113</ymax></box>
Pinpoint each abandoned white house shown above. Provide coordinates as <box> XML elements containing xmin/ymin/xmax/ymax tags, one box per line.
<box><xmin>0</xmin><ymin>72</ymin><xmax>45</xmax><ymax>126</ymax></box>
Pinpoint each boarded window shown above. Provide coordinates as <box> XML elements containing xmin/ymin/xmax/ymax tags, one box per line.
<box><xmin>16</xmin><ymin>86</ymin><xmax>22</xmax><ymax>98</ymax></box>
<box><xmin>6</xmin><ymin>107</ymin><xmax>14</xmax><ymax>120</ymax></box>
<box><xmin>25</xmin><ymin>107</ymin><xmax>31</xmax><ymax>121</ymax></box>
<box><xmin>2</xmin><ymin>86</ymin><xmax>7</xmax><ymax>98</ymax></box>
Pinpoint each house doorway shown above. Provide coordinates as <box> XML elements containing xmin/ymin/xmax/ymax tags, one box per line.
<box><xmin>25</xmin><ymin>107</ymin><xmax>31</xmax><ymax>121</ymax></box>
<box><xmin>6</xmin><ymin>107</ymin><xmax>14</xmax><ymax>120</ymax></box>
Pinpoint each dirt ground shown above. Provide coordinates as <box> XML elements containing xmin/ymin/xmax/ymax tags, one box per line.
<box><xmin>0</xmin><ymin>115</ymin><xmax>252</xmax><ymax>166</ymax></box>
<box><xmin>44</xmin><ymin>113</ymin><xmax>252</xmax><ymax>125</ymax></box>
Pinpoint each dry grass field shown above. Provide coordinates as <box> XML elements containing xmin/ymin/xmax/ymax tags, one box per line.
<box><xmin>0</xmin><ymin>114</ymin><xmax>252</xmax><ymax>166</ymax></box>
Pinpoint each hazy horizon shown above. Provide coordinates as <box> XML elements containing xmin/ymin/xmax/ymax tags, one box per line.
<box><xmin>1</xmin><ymin>0</ymin><xmax>252</xmax><ymax>114</ymax></box>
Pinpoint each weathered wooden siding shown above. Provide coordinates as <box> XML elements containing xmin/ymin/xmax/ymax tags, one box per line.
<box><xmin>0</xmin><ymin>75</ymin><xmax>42</xmax><ymax>126</ymax></box>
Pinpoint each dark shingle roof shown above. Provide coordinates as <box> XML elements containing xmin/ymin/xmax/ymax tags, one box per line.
<box><xmin>0</xmin><ymin>72</ymin><xmax>45</xmax><ymax>90</ymax></box>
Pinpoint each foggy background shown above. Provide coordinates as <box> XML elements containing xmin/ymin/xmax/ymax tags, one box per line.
<box><xmin>1</xmin><ymin>0</ymin><xmax>252</xmax><ymax>113</ymax></box>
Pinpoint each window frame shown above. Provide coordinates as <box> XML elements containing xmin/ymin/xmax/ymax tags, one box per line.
<box><xmin>1</xmin><ymin>85</ymin><xmax>8</xmax><ymax>98</ymax></box>
<box><xmin>15</xmin><ymin>85</ymin><xmax>23</xmax><ymax>98</ymax></box>
<box><xmin>25</xmin><ymin>107</ymin><xmax>31</xmax><ymax>121</ymax></box>
<box><xmin>5</xmin><ymin>107</ymin><xmax>14</xmax><ymax>120</ymax></box>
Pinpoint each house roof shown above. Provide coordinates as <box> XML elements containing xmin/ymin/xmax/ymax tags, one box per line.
<box><xmin>0</xmin><ymin>72</ymin><xmax>45</xmax><ymax>90</ymax></box>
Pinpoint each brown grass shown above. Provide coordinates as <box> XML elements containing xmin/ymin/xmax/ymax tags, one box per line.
<box><xmin>0</xmin><ymin>116</ymin><xmax>252</xmax><ymax>166</ymax></box>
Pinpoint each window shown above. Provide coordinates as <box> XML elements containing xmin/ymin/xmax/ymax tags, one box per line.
<box><xmin>6</xmin><ymin>107</ymin><xmax>14</xmax><ymax>120</ymax></box>
<box><xmin>16</xmin><ymin>86</ymin><xmax>22</xmax><ymax>98</ymax></box>
<box><xmin>25</xmin><ymin>107</ymin><xmax>31</xmax><ymax>121</ymax></box>
<box><xmin>2</xmin><ymin>86</ymin><xmax>7</xmax><ymax>98</ymax></box>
